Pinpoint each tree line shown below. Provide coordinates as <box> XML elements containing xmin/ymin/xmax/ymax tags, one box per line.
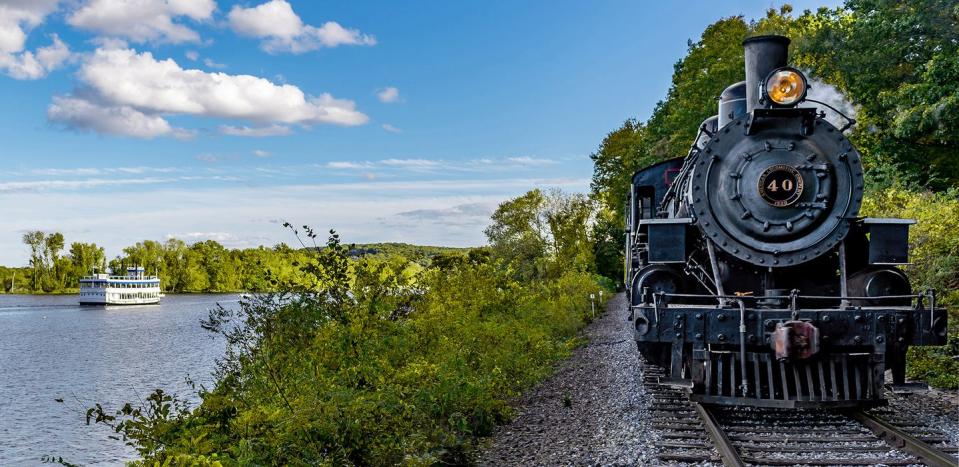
<box><xmin>7</xmin><ymin>231</ymin><xmax>470</xmax><ymax>294</ymax></box>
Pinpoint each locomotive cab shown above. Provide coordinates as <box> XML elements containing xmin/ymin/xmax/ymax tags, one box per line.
<box><xmin>627</xmin><ymin>35</ymin><xmax>948</xmax><ymax>408</ymax></box>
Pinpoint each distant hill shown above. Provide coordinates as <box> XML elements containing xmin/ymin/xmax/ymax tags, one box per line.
<box><xmin>348</xmin><ymin>243</ymin><xmax>477</xmax><ymax>261</ymax></box>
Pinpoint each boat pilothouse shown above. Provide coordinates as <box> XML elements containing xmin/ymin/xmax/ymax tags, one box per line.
<box><xmin>79</xmin><ymin>267</ymin><xmax>161</xmax><ymax>305</ymax></box>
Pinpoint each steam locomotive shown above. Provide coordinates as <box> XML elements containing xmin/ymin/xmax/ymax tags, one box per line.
<box><xmin>626</xmin><ymin>35</ymin><xmax>948</xmax><ymax>408</ymax></box>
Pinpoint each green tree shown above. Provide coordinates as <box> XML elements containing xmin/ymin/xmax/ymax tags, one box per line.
<box><xmin>485</xmin><ymin>189</ymin><xmax>595</xmax><ymax>281</ymax></box>
<box><xmin>645</xmin><ymin>17</ymin><xmax>750</xmax><ymax>158</ymax></box>
<box><xmin>41</xmin><ymin>232</ymin><xmax>66</xmax><ymax>291</ymax></box>
<box><xmin>485</xmin><ymin>189</ymin><xmax>551</xmax><ymax>280</ymax></box>
<box><xmin>801</xmin><ymin>0</ymin><xmax>959</xmax><ymax>188</ymax></box>
<box><xmin>592</xmin><ymin>209</ymin><xmax>625</xmax><ymax>286</ymax></box>
<box><xmin>161</xmin><ymin>239</ymin><xmax>188</xmax><ymax>292</ymax></box>
<box><xmin>123</xmin><ymin>240</ymin><xmax>165</xmax><ymax>277</ymax></box>
<box><xmin>22</xmin><ymin>230</ymin><xmax>44</xmax><ymax>291</ymax></box>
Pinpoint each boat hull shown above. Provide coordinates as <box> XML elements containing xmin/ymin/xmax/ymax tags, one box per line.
<box><xmin>80</xmin><ymin>297</ymin><xmax>161</xmax><ymax>306</ymax></box>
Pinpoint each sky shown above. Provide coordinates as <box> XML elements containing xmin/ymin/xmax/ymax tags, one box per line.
<box><xmin>0</xmin><ymin>0</ymin><xmax>842</xmax><ymax>266</ymax></box>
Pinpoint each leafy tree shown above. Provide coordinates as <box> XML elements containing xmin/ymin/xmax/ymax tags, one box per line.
<box><xmin>161</xmin><ymin>239</ymin><xmax>188</xmax><ymax>293</ymax></box>
<box><xmin>122</xmin><ymin>240</ymin><xmax>165</xmax><ymax>277</ymax></box>
<box><xmin>485</xmin><ymin>189</ymin><xmax>595</xmax><ymax>281</ymax></box>
<box><xmin>645</xmin><ymin>16</ymin><xmax>750</xmax><ymax>158</ymax></box>
<box><xmin>801</xmin><ymin>0</ymin><xmax>959</xmax><ymax>188</ymax></box>
<box><xmin>485</xmin><ymin>189</ymin><xmax>551</xmax><ymax>280</ymax></box>
<box><xmin>592</xmin><ymin>209</ymin><xmax>625</xmax><ymax>286</ymax></box>
<box><xmin>22</xmin><ymin>230</ymin><xmax>44</xmax><ymax>290</ymax></box>
<box><xmin>589</xmin><ymin>119</ymin><xmax>650</xmax><ymax>228</ymax></box>
<box><xmin>68</xmin><ymin>242</ymin><xmax>105</xmax><ymax>276</ymax></box>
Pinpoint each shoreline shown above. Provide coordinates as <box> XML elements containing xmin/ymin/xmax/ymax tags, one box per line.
<box><xmin>0</xmin><ymin>291</ymin><xmax>248</xmax><ymax>296</ymax></box>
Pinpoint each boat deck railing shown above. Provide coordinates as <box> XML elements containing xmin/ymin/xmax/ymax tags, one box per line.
<box><xmin>79</xmin><ymin>275</ymin><xmax>160</xmax><ymax>281</ymax></box>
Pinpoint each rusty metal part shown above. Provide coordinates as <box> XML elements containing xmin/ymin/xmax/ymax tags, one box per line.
<box><xmin>851</xmin><ymin>410</ymin><xmax>959</xmax><ymax>467</ymax></box>
<box><xmin>772</xmin><ymin>320</ymin><xmax>820</xmax><ymax>360</ymax></box>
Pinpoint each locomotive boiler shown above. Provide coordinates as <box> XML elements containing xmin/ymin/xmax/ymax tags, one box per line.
<box><xmin>626</xmin><ymin>35</ymin><xmax>948</xmax><ymax>407</ymax></box>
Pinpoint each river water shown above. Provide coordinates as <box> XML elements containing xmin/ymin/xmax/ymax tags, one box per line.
<box><xmin>0</xmin><ymin>294</ymin><xmax>237</xmax><ymax>466</ymax></box>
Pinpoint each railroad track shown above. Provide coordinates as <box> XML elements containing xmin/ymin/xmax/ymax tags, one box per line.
<box><xmin>643</xmin><ymin>363</ymin><xmax>959</xmax><ymax>466</ymax></box>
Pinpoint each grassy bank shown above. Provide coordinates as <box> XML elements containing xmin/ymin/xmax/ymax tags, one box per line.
<box><xmin>82</xmin><ymin>192</ymin><xmax>611</xmax><ymax>465</ymax></box>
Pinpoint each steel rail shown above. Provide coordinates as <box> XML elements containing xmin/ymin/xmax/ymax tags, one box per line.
<box><xmin>851</xmin><ymin>410</ymin><xmax>959</xmax><ymax>467</ymax></box>
<box><xmin>693</xmin><ymin>403</ymin><xmax>745</xmax><ymax>467</ymax></box>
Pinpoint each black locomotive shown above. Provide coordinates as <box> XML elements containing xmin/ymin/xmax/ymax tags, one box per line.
<box><xmin>626</xmin><ymin>35</ymin><xmax>948</xmax><ymax>408</ymax></box>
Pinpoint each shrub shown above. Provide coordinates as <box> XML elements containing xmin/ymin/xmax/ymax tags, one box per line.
<box><xmin>861</xmin><ymin>186</ymin><xmax>959</xmax><ymax>388</ymax></box>
<box><xmin>89</xmin><ymin>232</ymin><xmax>607</xmax><ymax>465</ymax></box>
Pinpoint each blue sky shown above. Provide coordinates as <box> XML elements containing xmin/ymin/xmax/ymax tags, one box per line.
<box><xmin>0</xmin><ymin>0</ymin><xmax>841</xmax><ymax>265</ymax></box>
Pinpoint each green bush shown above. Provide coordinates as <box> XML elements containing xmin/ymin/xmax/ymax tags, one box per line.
<box><xmin>87</xmin><ymin>226</ymin><xmax>607</xmax><ymax>465</ymax></box>
<box><xmin>862</xmin><ymin>187</ymin><xmax>959</xmax><ymax>388</ymax></box>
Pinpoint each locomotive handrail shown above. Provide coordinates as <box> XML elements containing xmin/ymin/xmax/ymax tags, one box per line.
<box><xmin>649</xmin><ymin>290</ymin><xmax>938</xmax><ymax>316</ymax></box>
<box><xmin>653</xmin><ymin>292</ymin><xmax>927</xmax><ymax>301</ymax></box>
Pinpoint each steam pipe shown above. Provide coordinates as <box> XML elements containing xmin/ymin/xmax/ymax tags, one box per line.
<box><xmin>735</xmin><ymin>299</ymin><xmax>749</xmax><ymax>396</ymax></box>
<box><xmin>839</xmin><ymin>242</ymin><xmax>849</xmax><ymax>308</ymax></box>
<box><xmin>743</xmin><ymin>35</ymin><xmax>790</xmax><ymax>112</ymax></box>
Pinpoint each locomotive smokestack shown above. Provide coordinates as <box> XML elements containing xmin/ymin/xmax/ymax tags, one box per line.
<box><xmin>743</xmin><ymin>35</ymin><xmax>790</xmax><ymax>112</ymax></box>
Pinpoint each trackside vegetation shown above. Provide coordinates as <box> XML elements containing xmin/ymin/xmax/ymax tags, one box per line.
<box><xmin>79</xmin><ymin>189</ymin><xmax>611</xmax><ymax>465</ymax></box>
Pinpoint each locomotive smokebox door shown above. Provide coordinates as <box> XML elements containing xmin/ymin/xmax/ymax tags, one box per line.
<box><xmin>640</xmin><ymin>218</ymin><xmax>692</xmax><ymax>263</ymax></box>
<box><xmin>862</xmin><ymin>218</ymin><xmax>915</xmax><ymax>265</ymax></box>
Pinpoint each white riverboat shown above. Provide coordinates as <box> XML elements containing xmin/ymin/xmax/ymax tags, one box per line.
<box><xmin>79</xmin><ymin>267</ymin><xmax>161</xmax><ymax>305</ymax></box>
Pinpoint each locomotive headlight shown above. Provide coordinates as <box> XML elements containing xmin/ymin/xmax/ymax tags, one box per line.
<box><xmin>763</xmin><ymin>67</ymin><xmax>807</xmax><ymax>106</ymax></box>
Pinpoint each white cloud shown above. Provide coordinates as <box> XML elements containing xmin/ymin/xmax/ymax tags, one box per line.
<box><xmin>227</xmin><ymin>0</ymin><xmax>375</xmax><ymax>54</ymax></box>
<box><xmin>31</xmin><ymin>166</ymin><xmax>180</xmax><ymax>176</ymax></box>
<box><xmin>68</xmin><ymin>0</ymin><xmax>216</xmax><ymax>44</ymax></box>
<box><xmin>0</xmin><ymin>174</ymin><xmax>237</xmax><ymax>193</ymax></box>
<box><xmin>203</xmin><ymin>57</ymin><xmax>225</xmax><ymax>69</ymax></box>
<box><xmin>49</xmin><ymin>47</ymin><xmax>368</xmax><ymax>138</ymax></box>
<box><xmin>381</xmin><ymin>123</ymin><xmax>402</xmax><ymax>133</ymax></box>
<box><xmin>507</xmin><ymin>156</ymin><xmax>557</xmax><ymax>166</ymax></box>
<box><xmin>167</xmin><ymin>231</ymin><xmax>238</xmax><ymax>244</ymax></box>
<box><xmin>184</xmin><ymin>50</ymin><xmax>198</xmax><ymax>61</ymax></box>
<box><xmin>0</xmin><ymin>1</ymin><xmax>72</xmax><ymax>79</ymax></box>
<box><xmin>47</xmin><ymin>95</ymin><xmax>191</xmax><ymax>139</ymax></box>
<box><xmin>77</xmin><ymin>48</ymin><xmax>368</xmax><ymax>124</ymax></box>
<box><xmin>379</xmin><ymin>158</ymin><xmax>439</xmax><ymax>168</ymax></box>
<box><xmin>219</xmin><ymin>124</ymin><xmax>293</xmax><ymax>137</ymax></box>
<box><xmin>31</xmin><ymin>167</ymin><xmax>102</xmax><ymax>176</ymax></box>
<box><xmin>376</xmin><ymin>86</ymin><xmax>400</xmax><ymax>103</ymax></box>
<box><xmin>396</xmin><ymin>202</ymin><xmax>494</xmax><ymax>226</ymax></box>
<box><xmin>0</xmin><ymin>1</ymin><xmax>60</xmax><ymax>53</ymax></box>
<box><xmin>196</xmin><ymin>153</ymin><xmax>219</xmax><ymax>163</ymax></box>
<box><xmin>326</xmin><ymin>161</ymin><xmax>373</xmax><ymax>170</ymax></box>
<box><xmin>0</xmin><ymin>34</ymin><xmax>71</xmax><ymax>79</ymax></box>
<box><xmin>252</xmin><ymin>149</ymin><xmax>270</xmax><ymax>158</ymax></box>
<box><xmin>0</xmin><ymin>177</ymin><xmax>169</xmax><ymax>192</ymax></box>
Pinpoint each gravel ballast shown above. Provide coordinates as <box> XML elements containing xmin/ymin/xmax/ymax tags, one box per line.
<box><xmin>477</xmin><ymin>293</ymin><xmax>659</xmax><ymax>466</ymax></box>
<box><xmin>476</xmin><ymin>292</ymin><xmax>958</xmax><ymax>466</ymax></box>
